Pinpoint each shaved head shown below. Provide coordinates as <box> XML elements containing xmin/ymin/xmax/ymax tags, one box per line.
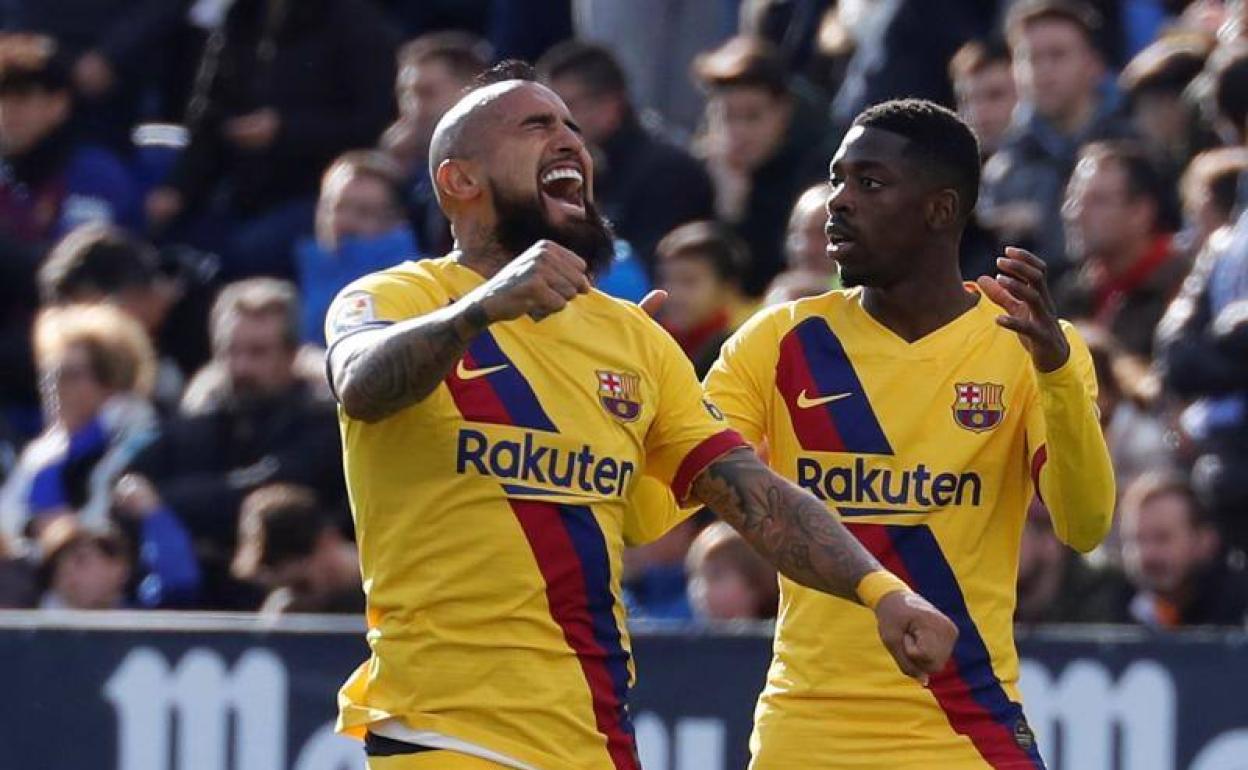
<box><xmin>429</xmin><ymin>79</ymin><xmax>529</xmax><ymax>182</ymax></box>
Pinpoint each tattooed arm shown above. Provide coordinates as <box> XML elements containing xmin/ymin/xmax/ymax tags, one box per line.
<box><xmin>690</xmin><ymin>447</ymin><xmax>959</xmax><ymax>681</ymax></box>
<box><xmin>330</xmin><ymin>240</ymin><xmax>592</xmax><ymax>423</ymax></box>
<box><xmin>690</xmin><ymin>448</ymin><xmax>879</xmax><ymax>601</ymax></box>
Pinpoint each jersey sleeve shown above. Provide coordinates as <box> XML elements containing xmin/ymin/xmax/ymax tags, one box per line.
<box><xmin>640</xmin><ymin>316</ymin><xmax>746</xmax><ymax>505</ymax></box>
<box><xmin>702</xmin><ymin>307</ymin><xmax>781</xmax><ymax>448</ymax></box>
<box><xmin>622</xmin><ymin>475</ymin><xmax>690</xmax><ymax>547</ymax></box>
<box><xmin>1024</xmin><ymin>322</ymin><xmax>1117</xmax><ymax>552</ymax></box>
<box><xmin>324</xmin><ymin>268</ymin><xmax>443</xmax><ymax>348</ymax></box>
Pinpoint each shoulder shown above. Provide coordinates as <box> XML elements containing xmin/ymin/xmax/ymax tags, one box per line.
<box><xmin>337</xmin><ymin>256</ymin><xmax>455</xmax><ymax>299</ymax></box>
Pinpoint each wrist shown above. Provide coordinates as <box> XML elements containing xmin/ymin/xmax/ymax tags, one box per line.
<box><xmin>857</xmin><ymin>570</ymin><xmax>910</xmax><ymax>610</ymax></box>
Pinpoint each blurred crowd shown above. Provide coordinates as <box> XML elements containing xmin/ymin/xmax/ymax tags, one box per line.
<box><xmin>0</xmin><ymin>0</ymin><xmax>1245</xmax><ymax>630</ymax></box>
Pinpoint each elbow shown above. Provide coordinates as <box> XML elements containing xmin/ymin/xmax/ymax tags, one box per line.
<box><xmin>336</xmin><ymin>379</ymin><xmax>388</xmax><ymax>424</ymax></box>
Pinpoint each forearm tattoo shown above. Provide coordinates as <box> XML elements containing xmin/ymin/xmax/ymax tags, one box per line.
<box><xmin>335</xmin><ymin>302</ymin><xmax>489</xmax><ymax>422</ymax></box>
<box><xmin>691</xmin><ymin>448</ymin><xmax>882</xmax><ymax>602</ymax></box>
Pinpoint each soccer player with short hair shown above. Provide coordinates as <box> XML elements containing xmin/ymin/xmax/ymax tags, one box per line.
<box><xmin>325</xmin><ymin>66</ymin><xmax>958</xmax><ymax>770</ymax></box>
<box><xmin>704</xmin><ymin>99</ymin><xmax>1116</xmax><ymax>768</ymax></box>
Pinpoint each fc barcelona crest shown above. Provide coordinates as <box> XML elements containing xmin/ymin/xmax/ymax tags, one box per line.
<box><xmin>952</xmin><ymin>381</ymin><xmax>1005</xmax><ymax>432</ymax></box>
<box><xmin>597</xmin><ymin>370</ymin><xmax>642</xmax><ymax>422</ymax></box>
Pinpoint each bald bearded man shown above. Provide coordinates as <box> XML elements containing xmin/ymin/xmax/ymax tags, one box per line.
<box><xmin>324</xmin><ymin>62</ymin><xmax>958</xmax><ymax>770</ymax></box>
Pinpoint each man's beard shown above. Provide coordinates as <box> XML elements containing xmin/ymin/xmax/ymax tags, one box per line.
<box><xmin>490</xmin><ymin>182</ymin><xmax>616</xmax><ymax>276</ymax></box>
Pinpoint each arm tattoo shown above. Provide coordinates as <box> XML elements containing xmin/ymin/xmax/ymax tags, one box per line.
<box><xmin>690</xmin><ymin>448</ymin><xmax>882</xmax><ymax>602</ymax></box>
<box><xmin>332</xmin><ymin>300</ymin><xmax>489</xmax><ymax>423</ymax></box>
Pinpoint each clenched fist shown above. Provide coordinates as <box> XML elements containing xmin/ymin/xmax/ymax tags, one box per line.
<box><xmin>474</xmin><ymin>240</ymin><xmax>592</xmax><ymax>323</ymax></box>
<box><xmin>874</xmin><ymin>590</ymin><xmax>959</xmax><ymax>686</ymax></box>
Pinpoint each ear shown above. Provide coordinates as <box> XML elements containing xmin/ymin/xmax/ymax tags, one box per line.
<box><xmin>926</xmin><ymin>188</ymin><xmax>960</xmax><ymax>231</ymax></box>
<box><xmin>434</xmin><ymin>159</ymin><xmax>482</xmax><ymax>206</ymax></box>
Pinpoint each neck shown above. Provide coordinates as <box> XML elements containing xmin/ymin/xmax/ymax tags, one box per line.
<box><xmin>1096</xmin><ymin>234</ymin><xmax>1152</xmax><ymax>277</ymax></box>
<box><xmin>452</xmin><ymin>219</ymin><xmax>514</xmax><ymax>278</ymax></box>
<box><xmin>1053</xmin><ymin>92</ymin><xmax>1097</xmax><ymax>136</ymax></box>
<box><xmin>860</xmin><ymin>247</ymin><xmax>975</xmax><ymax>341</ymax></box>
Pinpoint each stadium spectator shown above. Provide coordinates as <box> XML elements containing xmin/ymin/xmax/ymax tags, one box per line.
<box><xmin>34</xmin><ymin>516</ymin><xmax>130</xmax><ymax>609</ymax></box>
<box><xmin>1057</xmin><ymin>141</ymin><xmax>1186</xmax><ymax>356</ymax></box>
<box><xmin>1119</xmin><ymin>471</ymin><xmax>1248</xmax><ymax>627</ymax></box>
<box><xmin>381</xmin><ymin>31</ymin><xmax>490</xmax><ymax>256</ymax></box>
<box><xmin>980</xmin><ymin>0</ymin><xmax>1134</xmax><ymax>273</ymax></box>
<box><xmin>655</xmin><ymin>222</ymin><xmax>749</xmax><ymax>378</ymax></box>
<box><xmin>232</xmin><ymin>484</ymin><xmax>361</xmax><ymax>615</ymax></box>
<box><xmin>763</xmin><ymin>182</ymin><xmax>839</xmax><ymax>305</ymax></box>
<box><xmin>111</xmin><ymin>472</ymin><xmax>200</xmax><ymax>607</ymax></box>
<box><xmin>38</xmin><ymin>224</ymin><xmax>184</xmax><ymax>408</ymax></box>
<box><xmin>1178</xmin><ymin>145</ymin><xmax>1248</xmax><ymax>257</ymax></box>
<box><xmin>1083</xmin><ymin>325</ymin><xmax>1171</xmax><ymax>487</ymax></box>
<box><xmin>693</xmin><ymin>35</ymin><xmax>830</xmax><ymax>297</ymax></box>
<box><xmin>1016</xmin><ymin>499</ymin><xmax>1131</xmax><ymax>624</ymax></box>
<box><xmin>538</xmin><ymin>40</ymin><xmax>715</xmax><ymax>274</ymax></box>
<box><xmin>1118</xmin><ymin>33</ymin><xmax>1213</xmax><ymax>188</ymax></box>
<box><xmin>686</xmin><ymin>520</ymin><xmax>779</xmax><ymax>621</ymax></box>
<box><xmin>126</xmin><ymin>278</ymin><xmax>343</xmax><ymax>609</ymax></box>
<box><xmin>0</xmin><ymin>304</ymin><xmax>158</xmax><ymax>541</ymax></box>
<box><xmin>623</xmin><ymin>516</ymin><xmax>702</xmax><ymax>621</ymax></box>
<box><xmin>949</xmin><ymin>37</ymin><xmax>1019</xmax><ymax>158</ymax></box>
<box><xmin>0</xmin><ymin>33</ymin><xmax>140</xmax><ymax>244</ymax></box>
<box><xmin>145</xmin><ymin>0</ymin><xmax>399</xmax><ymax>280</ymax></box>
<box><xmin>0</xmin><ymin>0</ymin><xmax>191</xmax><ymax>150</ymax></box>
<box><xmin>296</xmin><ymin>151</ymin><xmax>417</xmax><ymax>345</ymax></box>
<box><xmin>1154</xmin><ymin>45</ymin><xmax>1248</xmax><ymax>552</ymax></box>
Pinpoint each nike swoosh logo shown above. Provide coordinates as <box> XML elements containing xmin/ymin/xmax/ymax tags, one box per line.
<box><xmin>456</xmin><ymin>360</ymin><xmax>510</xmax><ymax>380</ymax></box>
<box><xmin>796</xmin><ymin>389</ymin><xmax>853</xmax><ymax>409</ymax></box>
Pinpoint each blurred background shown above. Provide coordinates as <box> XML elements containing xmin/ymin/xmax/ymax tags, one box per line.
<box><xmin>0</xmin><ymin>1</ymin><xmax>1247</xmax><ymax>768</ymax></box>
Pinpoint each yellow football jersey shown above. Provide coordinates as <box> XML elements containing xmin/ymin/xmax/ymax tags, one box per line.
<box><xmin>704</xmin><ymin>286</ymin><xmax>1114</xmax><ymax>769</ymax></box>
<box><xmin>326</xmin><ymin>257</ymin><xmax>744</xmax><ymax>770</ymax></box>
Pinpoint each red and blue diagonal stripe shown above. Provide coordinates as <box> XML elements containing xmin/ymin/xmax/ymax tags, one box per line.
<box><xmin>849</xmin><ymin>523</ymin><xmax>1046</xmax><ymax>769</ymax></box>
<box><xmin>446</xmin><ymin>330</ymin><xmax>557</xmax><ymax>431</ymax></box>
<box><xmin>776</xmin><ymin>318</ymin><xmax>892</xmax><ymax>454</ymax></box>
<box><xmin>511</xmin><ymin>500</ymin><xmax>639</xmax><ymax>770</ymax></box>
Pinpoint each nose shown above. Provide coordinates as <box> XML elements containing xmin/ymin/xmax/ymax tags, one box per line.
<box><xmin>826</xmin><ymin>184</ymin><xmax>851</xmax><ymax>217</ymax></box>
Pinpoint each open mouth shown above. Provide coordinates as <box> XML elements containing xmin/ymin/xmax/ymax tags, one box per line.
<box><xmin>825</xmin><ymin>222</ymin><xmax>857</xmax><ymax>254</ymax></box>
<box><xmin>539</xmin><ymin>163</ymin><xmax>587</xmax><ymax>218</ymax></box>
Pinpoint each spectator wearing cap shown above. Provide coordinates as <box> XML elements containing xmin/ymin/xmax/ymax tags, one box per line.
<box><xmin>127</xmin><ymin>278</ymin><xmax>343</xmax><ymax>608</ymax></box>
<box><xmin>655</xmin><ymin>222</ymin><xmax>750</xmax><ymax>378</ymax></box>
<box><xmin>1154</xmin><ymin>46</ymin><xmax>1248</xmax><ymax>551</ymax></box>
<box><xmin>538</xmin><ymin>41</ymin><xmax>714</xmax><ymax>276</ymax></box>
<box><xmin>1119</xmin><ymin>471</ymin><xmax>1248</xmax><ymax>628</ymax></box>
<box><xmin>144</xmin><ymin>0</ymin><xmax>399</xmax><ymax>280</ymax></box>
<box><xmin>232</xmin><ymin>483</ymin><xmax>361</xmax><ymax>615</ymax></box>
<box><xmin>295</xmin><ymin>151</ymin><xmax>418</xmax><ymax>346</ymax></box>
<box><xmin>39</xmin><ymin>223</ymin><xmax>184</xmax><ymax>408</ymax></box>
<box><xmin>382</xmin><ymin>31</ymin><xmax>491</xmax><ymax>256</ymax></box>
<box><xmin>1015</xmin><ymin>498</ymin><xmax>1131</xmax><ymax>624</ymax></box>
<box><xmin>0</xmin><ymin>303</ymin><xmax>158</xmax><ymax>540</ymax></box>
<box><xmin>686</xmin><ymin>520</ymin><xmax>779</xmax><ymax>621</ymax></box>
<box><xmin>1057</xmin><ymin>140</ymin><xmax>1185</xmax><ymax>357</ymax></box>
<box><xmin>1119</xmin><ymin>34</ymin><xmax>1214</xmax><ymax>189</ymax></box>
<box><xmin>980</xmin><ymin>0</ymin><xmax>1134</xmax><ymax>275</ymax></box>
<box><xmin>693</xmin><ymin>35</ymin><xmax>830</xmax><ymax>297</ymax></box>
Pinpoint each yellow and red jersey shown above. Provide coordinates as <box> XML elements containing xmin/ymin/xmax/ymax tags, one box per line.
<box><xmin>326</xmin><ymin>256</ymin><xmax>743</xmax><ymax>770</ymax></box>
<box><xmin>704</xmin><ymin>286</ymin><xmax>1115</xmax><ymax>769</ymax></box>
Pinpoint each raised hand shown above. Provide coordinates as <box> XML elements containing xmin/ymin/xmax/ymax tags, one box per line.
<box><xmin>977</xmin><ymin>247</ymin><xmax>1070</xmax><ymax>373</ymax></box>
<box><xmin>873</xmin><ymin>590</ymin><xmax>959</xmax><ymax>686</ymax></box>
<box><xmin>475</xmin><ymin>240</ymin><xmax>592</xmax><ymax>323</ymax></box>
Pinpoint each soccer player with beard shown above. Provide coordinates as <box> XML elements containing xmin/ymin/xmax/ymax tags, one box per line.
<box><xmin>703</xmin><ymin>99</ymin><xmax>1116</xmax><ymax>769</ymax></box>
<box><xmin>324</xmin><ymin>65</ymin><xmax>958</xmax><ymax>770</ymax></box>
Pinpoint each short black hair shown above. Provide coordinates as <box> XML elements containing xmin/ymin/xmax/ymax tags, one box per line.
<box><xmin>656</xmin><ymin>221</ymin><xmax>749</xmax><ymax>285</ymax></box>
<box><xmin>398</xmin><ymin>31</ymin><xmax>492</xmax><ymax>81</ymax></box>
<box><xmin>234</xmin><ymin>485</ymin><xmax>330</xmax><ymax>579</ymax></box>
<box><xmin>1212</xmin><ymin>43</ymin><xmax>1248</xmax><ymax>137</ymax></box>
<box><xmin>851</xmin><ymin>99</ymin><xmax>982</xmax><ymax>222</ymax></box>
<box><xmin>1006</xmin><ymin>0</ymin><xmax>1103</xmax><ymax>52</ymax></box>
<box><xmin>39</xmin><ymin>224</ymin><xmax>161</xmax><ymax>304</ymax></box>
<box><xmin>536</xmin><ymin>40</ymin><xmax>629</xmax><ymax>96</ymax></box>
<box><xmin>472</xmin><ymin>59</ymin><xmax>538</xmax><ymax>88</ymax></box>
<box><xmin>949</xmin><ymin>37</ymin><xmax>1012</xmax><ymax>83</ymax></box>
<box><xmin>0</xmin><ymin>33</ymin><xmax>70</xmax><ymax>94</ymax></box>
